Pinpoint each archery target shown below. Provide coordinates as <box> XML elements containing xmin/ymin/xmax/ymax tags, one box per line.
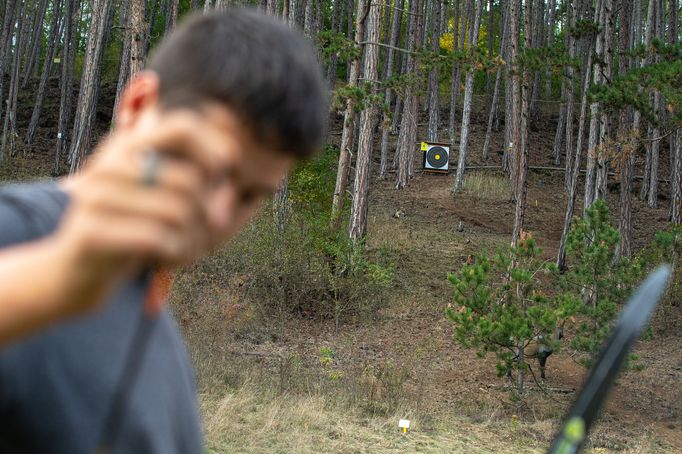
<box><xmin>424</xmin><ymin>144</ymin><xmax>449</xmax><ymax>171</ymax></box>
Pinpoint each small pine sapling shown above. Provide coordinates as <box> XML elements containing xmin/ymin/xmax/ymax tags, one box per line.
<box><xmin>559</xmin><ymin>200</ymin><xmax>645</xmax><ymax>363</ymax></box>
<box><xmin>447</xmin><ymin>234</ymin><xmax>579</xmax><ymax>394</ymax></box>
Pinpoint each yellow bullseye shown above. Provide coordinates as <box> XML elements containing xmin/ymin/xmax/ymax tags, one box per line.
<box><xmin>435</xmin><ymin>154</ymin><xmax>441</xmax><ymax>160</ymax></box>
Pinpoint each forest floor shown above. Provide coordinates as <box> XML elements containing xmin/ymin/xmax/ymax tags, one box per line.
<box><xmin>2</xmin><ymin>88</ymin><xmax>681</xmax><ymax>452</ymax></box>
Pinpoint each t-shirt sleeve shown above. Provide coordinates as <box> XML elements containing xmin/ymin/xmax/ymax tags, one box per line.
<box><xmin>0</xmin><ymin>182</ymin><xmax>69</xmax><ymax>248</ymax></box>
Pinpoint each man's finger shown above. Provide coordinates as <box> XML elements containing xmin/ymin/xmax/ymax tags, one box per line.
<box><xmin>124</xmin><ymin>110</ymin><xmax>238</xmax><ymax>181</ymax></box>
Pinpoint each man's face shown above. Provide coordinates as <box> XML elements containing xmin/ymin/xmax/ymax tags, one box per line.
<box><xmin>195</xmin><ymin>103</ymin><xmax>295</xmax><ymax>246</ymax></box>
<box><xmin>116</xmin><ymin>73</ymin><xmax>294</xmax><ymax>249</ymax></box>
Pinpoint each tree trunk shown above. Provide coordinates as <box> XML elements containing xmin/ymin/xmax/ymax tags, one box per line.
<box><xmin>166</xmin><ymin>0</ymin><xmax>179</xmax><ymax>34</ymax></box>
<box><xmin>508</xmin><ymin>0</ymin><xmax>521</xmax><ymax>202</ymax></box>
<box><xmin>304</xmin><ymin>0</ymin><xmax>315</xmax><ymax>36</ymax></box>
<box><xmin>395</xmin><ymin>0</ymin><xmax>422</xmax><ymax>189</ymax></box>
<box><xmin>427</xmin><ymin>0</ymin><xmax>442</xmax><ymax>142</ymax></box>
<box><xmin>331</xmin><ymin>0</ymin><xmax>369</xmax><ymax>224</ymax></box>
<box><xmin>484</xmin><ymin>0</ymin><xmax>494</xmax><ymax>101</ymax></box>
<box><xmin>669</xmin><ymin>0</ymin><xmax>680</xmax><ymax>222</ymax></box>
<box><xmin>448</xmin><ymin>0</ymin><xmax>468</xmax><ymax>145</ymax></box>
<box><xmin>482</xmin><ymin>0</ymin><xmax>508</xmax><ymax>161</ymax></box>
<box><xmin>502</xmin><ymin>0</ymin><xmax>513</xmax><ymax>174</ymax></box>
<box><xmin>53</xmin><ymin>0</ymin><xmax>80</xmax><ymax>175</ymax></box>
<box><xmin>563</xmin><ymin>3</ymin><xmax>577</xmax><ymax>191</ymax></box>
<box><xmin>379</xmin><ymin>0</ymin><xmax>403</xmax><ymax>178</ymax></box>
<box><xmin>647</xmin><ymin>0</ymin><xmax>666</xmax><ymax>208</ymax></box>
<box><xmin>671</xmin><ymin>132</ymin><xmax>682</xmax><ymax>224</ymax></box>
<box><xmin>21</xmin><ymin>0</ymin><xmax>48</xmax><ymax>88</ymax></box>
<box><xmin>511</xmin><ymin>0</ymin><xmax>530</xmax><ymax>246</ymax></box>
<box><xmin>68</xmin><ymin>0</ymin><xmax>114</xmax><ymax>173</ymax></box>
<box><xmin>544</xmin><ymin>0</ymin><xmax>556</xmax><ymax>99</ymax></box>
<box><xmin>552</xmin><ymin>82</ymin><xmax>565</xmax><ymax>166</ymax></box>
<box><xmin>349</xmin><ymin>0</ymin><xmax>381</xmax><ymax>242</ymax></box>
<box><xmin>325</xmin><ymin>0</ymin><xmax>344</xmax><ymax>88</ymax></box>
<box><xmin>528</xmin><ymin>0</ymin><xmax>544</xmax><ymax>121</ymax></box>
<box><xmin>594</xmin><ymin>0</ymin><xmax>613</xmax><ymax>203</ymax></box>
<box><xmin>409</xmin><ymin>0</ymin><xmax>427</xmax><ymax>180</ymax></box>
<box><xmin>639</xmin><ymin>0</ymin><xmax>657</xmax><ymax>202</ymax></box>
<box><xmin>0</xmin><ymin>0</ymin><xmax>19</xmax><ymax>121</ymax></box>
<box><xmin>0</xmin><ymin>0</ymin><xmax>28</xmax><ymax>162</ymax></box>
<box><xmin>131</xmin><ymin>0</ymin><xmax>146</xmax><ymax>75</ymax></box>
<box><xmin>453</xmin><ymin>0</ymin><xmax>483</xmax><ymax>192</ymax></box>
<box><xmin>26</xmin><ymin>0</ymin><xmax>64</xmax><ymax>145</ymax></box>
<box><xmin>557</xmin><ymin>50</ymin><xmax>594</xmax><ymax>270</ymax></box>
<box><xmin>583</xmin><ymin>0</ymin><xmax>603</xmax><ymax>210</ymax></box>
<box><xmin>113</xmin><ymin>0</ymin><xmax>133</xmax><ymax>122</ymax></box>
<box><xmin>618</xmin><ymin>0</ymin><xmax>638</xmax><ymax>256</ymax></box>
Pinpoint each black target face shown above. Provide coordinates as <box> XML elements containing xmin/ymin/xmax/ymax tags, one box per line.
<box><xmin>426</xmin><ymin>146</ymin><xmax>448</xmax><ymax>168</ymax></box>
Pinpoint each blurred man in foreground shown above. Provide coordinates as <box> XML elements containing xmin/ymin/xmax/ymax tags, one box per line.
<box><xmin>0</xmin><ymin>9</ymin><xmax>327</xmax><ymax>453</ymax></box>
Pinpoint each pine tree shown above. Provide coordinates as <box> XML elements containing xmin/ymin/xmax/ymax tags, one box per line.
<box><xmin>26</xmin><ymin>0</ymin><xmax>64</xmax><ymax>145</ymax></box>
<box><xmin>560</xmin><ymin>200</ymin><xmax>644</xmax><ymax>359</ymax></box>
<box><xmin>349</xmin><ymin>0</ymin><xmax>381</xmax><ymax>242</ymax></box>
<box><xmin>379</xmin><ymin>0</ymin><xmax>403</xmax><ymax>179</ymax></box>
<box><xmin>68</xmin><ymin>0</ymin><xmax>115</xmax><ymax>173</ymax></box>
<box><xmin>448</xmin><ymin>235</ymin><xmax>578</xmax><ymax>394</ymax></box>
<box><xmin>395</xmin><ymin>0</ymin><xmax>422</xmax><ymax>189</ymax></box>
<box><xmin>331</xmin><ymin>0</ymin><xmax>369</xmax><ymax>224</ymax></box>
<box><xmin>453</xmin><ymin>0</ymin><xmax>482</xmax><ymax>192</ymax></box>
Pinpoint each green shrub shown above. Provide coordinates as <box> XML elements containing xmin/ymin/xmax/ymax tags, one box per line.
<box><xmin>175</xmin><ymin>145</ymin><xmax>393</xmax><ymax>335</ymax></box>
<box><xmin>447</xmin><ymin>235</ymin><xmax>579</xmax><ymax>394</ymax></box>
<box><xmin>559</xmin><ymin>200</ymin><xmax>645</xmax><ymax>361</ymax></box>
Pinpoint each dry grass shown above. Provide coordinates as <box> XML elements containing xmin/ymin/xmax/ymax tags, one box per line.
<box><xmin>463</xmin><ymin>171</ymin><xmax>511</xmax><ymax>200</ymax></box>
<box><xmin>201</xmin><ymin>385</ymin><xmax>674</xmax><ymax>453</ymax></box>
<box><xmin>201</xmin><ymin>384</ymin><xmax>544</xmax><ymax>454</ymax></box>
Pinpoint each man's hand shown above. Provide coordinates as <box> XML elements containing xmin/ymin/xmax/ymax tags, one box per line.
<box><xmin>56</xmin><ymin>111</ymin><xmax>232</xmax><ymax>315</ymax></box>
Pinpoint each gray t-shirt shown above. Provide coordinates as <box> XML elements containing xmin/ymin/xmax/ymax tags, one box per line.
<box><xmin>0</xmin><ymin>183</ymin><xmax>203</xmax><ymax>453</ymax></box>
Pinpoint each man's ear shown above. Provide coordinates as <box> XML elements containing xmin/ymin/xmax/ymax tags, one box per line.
<box><xmin>115</xmin><ymin>71</ymin><xmax>161</xmax><ymax>130</ymax></box>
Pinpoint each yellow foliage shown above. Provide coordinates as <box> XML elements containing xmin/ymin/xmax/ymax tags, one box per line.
<box><xmin>439</xmin><ymin>16</ymin><xmax>492</xmax><ymax>54</ymax></box>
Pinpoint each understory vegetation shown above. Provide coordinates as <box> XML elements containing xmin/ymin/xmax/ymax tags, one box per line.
<box><xmin>447</xmin><ymin>199</ymin><xmax>680</xmax><ymax>391</ymax></box>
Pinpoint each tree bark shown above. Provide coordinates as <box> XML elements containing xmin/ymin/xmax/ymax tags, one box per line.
<box><xmin>617</xmin><ymin>0</ymin><xmax>639</xmax><ymax>256</ymax></box>
<box><xmin>594</xmin><ymin>0</ymin><xmax>613</xmax><ymax>203</ymax></box>
<box><xmin>671</xmin><ymin>132</ymin><xmax>682</xmax><ymax>224</ymax></box>
<box><xmin>331</xmin><ymin>0</ymin><xmax>369</xmax><ymax>224</ymax></box>
<box><xmin>528</xmin><ymin>0</ymin><xmax>544</xmax><ymax>121</ymax></box>
<box><xmin>511</xmin><ymin>0</ymin><xmax>529</xmax><ymax>247</ymax></box>
<box><xmin>552</xmin><ymin>82</ymin><xmax>566</xmax><ymax>166</ymax></box>
<box><xmin>639</xmin><ymin>0</ymin><xmax>657</xmax><ymax>203</ymax></box>
<box><xmin>482</xmin><ymin>0</ymin><xmax>508</xmax><ymax>161</ymax></box>
<box><xmin>564</xmin><ymin>3</ymin><xmax>577</xmax><ymax>191</ymax></box>
<box><xmin>349</xmin><ymin>0</ymin><xmax>381</xmax><ymax>242</ymax></box>
<box><xmin>21</xmin><ymin>0</ymin><xmax>48</xmax><ymax>88</ymax></box>
<box><xmin>113</xmin><ymin>0</ymin><xmax>133</xmax><ymax>122</ymax></box>
<box><xmin>165</xmin><ymin>0</ymin><xmax>179</xmax><ymax>34</ymax></box>
<box><xmin>68</xmin><ymin>0</ymin><xmax>114</xmax><ymax>173</ymax></box>
<box><xmin>379</xmin><ymin>0</ymin><xmax>403</xmax><ymax>178</ymax></box>
<box><xmin>396</xmin><ymin>0</ymin><xmax>422</xmax><ymax>189</ymax></box>
<box><xmin>53</xmin><ymin>0</ymin><xmax>80</xmax><ymax>175</ymax></box>
<box><xmin>508</xmin><ymin>0</ymin><xmax>521</xmax><ymax>203</ymax></box>
<box><xmin>557</xmin><ymin>50</ymin><xmax>594</xmax><ymax>270</ymax></box>
<box><xmin>325</xmin><ymin>0</ymin><xmax>344</xmax><ymax>88</ymax></box>
<box><xmin>0</xmin><ymin>0</ymin><xmax>28</xmax><ymax>162</ymax></box>
<box><xmin>453</xmin><ymin>0</ymin><xmax>483</xmax><ymax>191</ymax></box>
<box><xmin>0</xmin><ymin>0</ymin><xmax>19</xmax><ymax>121</ymax></box>
<box><xmin>26</xmin><ymin>0</ymin><xmax>64</xmax><ymax>145</ymax></box>
<box><xmin>544</xmin><ymin>0</ymin><xmax>556</xmax><ymax>99</ymax></box>
<box><xmin>427</xmin><ymin>0</ymin><xmax>442</xmax><ymax>142</ymax></box>
<box><xmin>448</xmin><ymin>0</ymin><xmax>468</xmax><ymax>145</ymax></box>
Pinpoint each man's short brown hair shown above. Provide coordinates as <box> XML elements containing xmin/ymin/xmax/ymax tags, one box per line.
<box><xmin>147</xmin><ymin>9</ymin><xmax>328</xmax><ymax>158</ymax></box>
